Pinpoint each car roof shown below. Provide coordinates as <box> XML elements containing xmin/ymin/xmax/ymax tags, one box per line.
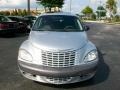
<box><xmin>40</xmin><ymin>12</ymin><xmax>76</xmax><ymax>17</ymax></box>
<box><xmin>24</xmin><ymin>15</ymin><xmax>36</xmax><ymax>17</ymax></box>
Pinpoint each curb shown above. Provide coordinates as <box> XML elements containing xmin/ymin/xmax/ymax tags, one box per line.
<box><xmin>85</xmin><ymin>21</ymin><xmax>120</xmax><ymax>25</ymax></box>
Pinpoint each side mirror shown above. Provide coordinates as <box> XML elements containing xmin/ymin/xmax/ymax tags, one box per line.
<box><xmin>84</xmin><ymin>25</ymin><xmax>90</xmax><ymax>31</ymax></box>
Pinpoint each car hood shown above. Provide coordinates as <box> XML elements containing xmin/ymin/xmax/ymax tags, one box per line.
<box><xmin>29</xmin><ymin>31</ymin><xmax>88</xmax><ymax>51</ymax></box>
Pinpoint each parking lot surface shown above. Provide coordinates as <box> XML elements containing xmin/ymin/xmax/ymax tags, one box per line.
<box><xmin>0</xmin><ymin>22</ymin><xmax>120</xmax><ymax>90</ymax></box>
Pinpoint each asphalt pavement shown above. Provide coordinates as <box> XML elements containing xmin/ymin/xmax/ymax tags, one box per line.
<box><xmin>0</xmin><ymin>23</ymin><xmax>120</xmax><ymax>90</ymax></box>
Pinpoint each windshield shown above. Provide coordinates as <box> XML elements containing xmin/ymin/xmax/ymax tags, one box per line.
<box><xmin>32</xmin><ymin>15</ymin><xmax>83</xmax><ymax>32</ymax></box>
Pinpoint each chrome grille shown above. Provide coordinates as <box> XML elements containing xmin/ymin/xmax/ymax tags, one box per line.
<box><xmin>42</xmin><ymin>50</ymin><xmax>76</xmax><ymax>67</ymax></box>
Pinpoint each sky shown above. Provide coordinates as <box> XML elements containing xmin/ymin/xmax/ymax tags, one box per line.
<box><xmin>0</xmin><ymin>0</ymin><xmax>120</xmax><ymax>14</ymax></box>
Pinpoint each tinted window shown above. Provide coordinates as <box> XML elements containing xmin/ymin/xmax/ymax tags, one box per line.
<box><xmin>24</xmin><ymin>16</ymin><xmax>36</xmax><ymax>20</ymax></box>
<box><xmin>8</xmin><ymin>17</ymin><xmax>19</xmax><ymax>22</ymax></box>
<box><xmin>33</xmin><ymin>15</ymin><xmax>83</xmax><ymax>32</ymax></box>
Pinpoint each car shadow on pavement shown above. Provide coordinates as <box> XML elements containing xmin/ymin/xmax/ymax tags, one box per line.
<box><xmin>38</xmin><ymin>49</ymin><xmax>110</xmax><ymax>89</ymax></box>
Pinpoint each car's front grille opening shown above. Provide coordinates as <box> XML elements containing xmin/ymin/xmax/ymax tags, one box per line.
<box><xmin>42</xmin><ymin>50</ymin><xmax>76</xmax><ymax>67</ymax></box>
<box><xmin>46</xmin><ymin>77</ymin><xmax>72</xmax><ymax>84</ymax></box>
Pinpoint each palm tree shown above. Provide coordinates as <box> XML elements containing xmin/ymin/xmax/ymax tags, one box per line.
<box><xmin>106</xmin><ymin>0</ymin><xmax>117</xmax><ymax>18</ymax></box>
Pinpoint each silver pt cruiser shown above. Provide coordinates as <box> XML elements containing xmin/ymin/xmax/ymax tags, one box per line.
<box><xmin>18</xmin><ymin>12</ymin><xmax>99</xmax><ymax>84</ymax></box>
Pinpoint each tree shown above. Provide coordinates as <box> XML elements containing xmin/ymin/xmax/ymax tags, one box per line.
<box><xmin>96</xmin><ymin>6</ymin><xmax>106</xmax><ymax>20</ymax></box>
<box><xmin>36</xmin><ymin>0</ymin><xmax>64</xmax><ymax>12</ymax></box>
<box><xmin>91</xmin><ymin>13</ymin><xmax>96</xmax><ymax>20</ymax></box>
<box><xmin>82</xmin><ymin>6</ymin><xmax>93</xmax><ymax>15</ymax></box>
<box><xmin>10</xmin><ymin>10</ymin><xmax>18</xmax><ymax>16</ymax></box>
<box><xmin>81</xmin><ymin>6</ymin><xmax>93</xmax><ymax>20</ymax></box>
<box><xmin>22</xmin><ymin>9</ymin><xmax>28</xmax><ymax>16</ymax></box>
<box><xmin>106</xmin><ymin>0</ymin><xmax>117</xmax><ymax>18</ymax></box>
<box><xmin>4</xmin><ymin>11</ymin><xmax>10</xmax><ymax>16</ymax></box>
<box><xmin>14</xmin><ymin>9</ymin><xmax>18</xmax><ymax>16</ymax></box>
<box><xmin>18</xmin><ymin>9</ymin><xmax>23</xmax><ymax>16</ymax></box>
<box><xmin>11</xmin><ymin>10</ymin><xmax>15</xmax><ymax>16</ymax></box>
<box><xmin>0</xmin><ymin>11</ymin><xmax>10</xmax><ymax>16</ymax></box>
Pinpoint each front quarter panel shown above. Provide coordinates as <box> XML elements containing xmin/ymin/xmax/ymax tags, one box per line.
<box><xmin>80</xmin><ymin>41</ymin><xmax>98</xmax><ymax>64</ymax></box>
<box><xmin>18</xmin><ymin>40</ymin><xmax>42</xmax><ymax>65</ymax></box>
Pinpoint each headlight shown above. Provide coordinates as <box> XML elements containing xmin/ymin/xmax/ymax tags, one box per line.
<box><xmin>84</xmin><ymin>50</ymin><xmax>98</xmax><ymax>62</ymax></box>
<box><xmin>18</xmin><ymin>49</ymin><xmax>33</xmax><ymax>62</ymax></box>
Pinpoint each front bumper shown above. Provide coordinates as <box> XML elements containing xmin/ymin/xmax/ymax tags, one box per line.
<box><xmin>18</xmin><ymin>60</ymin><xmax>98</xmax><ymax>84</ymax></box>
